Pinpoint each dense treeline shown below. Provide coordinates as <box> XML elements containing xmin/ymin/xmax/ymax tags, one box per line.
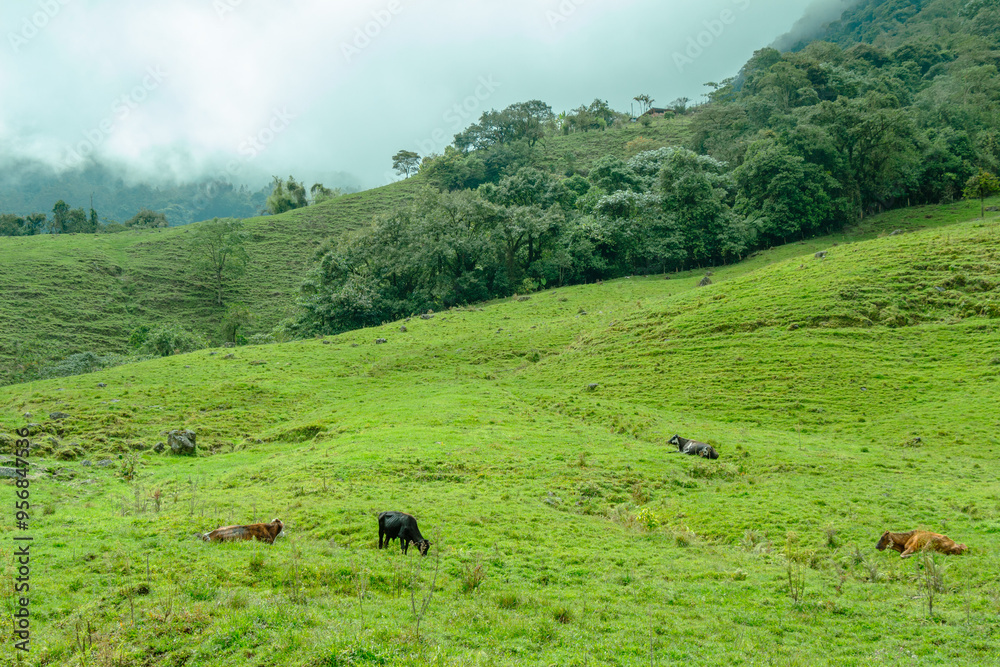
<box><xmin>295</xmin><ymin>147</ymin><xmax>755</xmax><ymax>335</ymax></box>
<box><xmin>0</xmin><ymin>160</ymin><xmax>272</xmax><ymax>227</ymax></box>
<box><xmin>0</xmin><ymin>175</ymin><xmax>345</xmax><ymax>235</ymax></box>
<box><xmin>0</xmin><ymin>201</ymin><xmax>170</xmax><ymax>236</ymax></box>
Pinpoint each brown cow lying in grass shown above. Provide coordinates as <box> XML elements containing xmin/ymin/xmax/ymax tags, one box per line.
<box><xmin>202</xmin><ymin>519</ymin><xmax>284</xmax><ymax>544</ymax></box>
<box><xmin>876</xmin><ymin>530</ymin><xmax>967</xmax><ymax>558</ymax></box>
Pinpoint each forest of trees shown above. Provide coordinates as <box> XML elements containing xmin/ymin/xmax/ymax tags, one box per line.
<box><xmin>294</xmin><ymin>0</ymin><xmax>1000</xmax><ymax>336</ymax></box>
<box><xmin>692</xmin><ymin>0</ymin><xmax>1000</xmax><ymax>220</ymax></box>
<box><xmin>0</xmin><ymin>174</ymin><xmax>346</xmax><ymax>236</ymax></box>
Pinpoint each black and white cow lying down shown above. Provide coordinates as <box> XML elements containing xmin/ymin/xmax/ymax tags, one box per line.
<box><xmin>668</xmin><ymin>434</ymin><xmax>719</xmax><ymax>459</ymax></box>
<box><xmin>378</xmin><ymin>511</ymin><xmax>431</xmax><ymax>555</ymax></box>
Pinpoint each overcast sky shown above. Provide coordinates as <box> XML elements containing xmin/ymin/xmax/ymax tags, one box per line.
<box><xmin>0</xmin><ymin>0</ymin><xmax>851</xmax><ymax>189</ymax></box>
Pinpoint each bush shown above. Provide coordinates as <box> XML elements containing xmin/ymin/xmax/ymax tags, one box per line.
<box><xmin>460</xmin><ymin>554</ymin><xmax>487</xmax><ymax>593</ymax></box>
<box><xmin>39</xmin><ymin>352</ymin><xmax>132</xmax><ymax>380</ymax></box>
<box><xmin>125</xmin><ymin>208</ymin><xmax>168</xmax><ymax>229</ymax></box>
<box><xmin>138</xmin><ymin>324</ymin><xmax>209</xmax><ymax>357</ymax></box>
<box><xmin>246</xmin><ymin>333</ymin><xmax>276</xmax><ymax>346</ymax></box>
<box><xmin>128</xmin><ymin>325</ymin><xmax>151</xmax><ymax>350</ymax></box>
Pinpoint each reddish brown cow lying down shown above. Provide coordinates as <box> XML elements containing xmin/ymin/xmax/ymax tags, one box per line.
<box><xmin>876</xmin><ymin>530</ymin><xmax>967</xmax><ymax>558</ymax></box>
<box><xmin>202</xmin><ymin>519</ymin><xmax>284</xmax><ymax>544</ymax></box>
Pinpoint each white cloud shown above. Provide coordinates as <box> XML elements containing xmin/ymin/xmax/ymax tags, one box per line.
<box><xmin>1</xmin><ymin>0</ymin><xmax>816</xmax><ymax>187</ymax></box>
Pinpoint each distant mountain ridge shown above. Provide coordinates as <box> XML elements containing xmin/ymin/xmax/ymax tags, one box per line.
<box><xmin>0</xmin><ymin>158</ymin><xmax>270</xmax><ymax>226</ymax></box>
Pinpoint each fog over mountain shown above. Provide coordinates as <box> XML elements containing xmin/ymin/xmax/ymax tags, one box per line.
<box><xmin>771</xmin><ymin>0</ymin><xmax>863</xmax><ymax>51</ymax></box>
<box><xmin>1</xmin><ymin>0</ymin><xmax>844</xmax><ymax>194</ymax></box>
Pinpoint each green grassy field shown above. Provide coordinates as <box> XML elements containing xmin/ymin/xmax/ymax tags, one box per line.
<box><xmin>2</xmin><ymin>205</ymin><xmax>999</xmax><ymax>666</ymax></box>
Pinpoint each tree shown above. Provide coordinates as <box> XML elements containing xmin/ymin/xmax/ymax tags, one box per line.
<box><xmin>634</xmin><ymin>94</ymin><xmax>655</xmax><ymax>115</ymax></box>
<box><xmin>310</xmin><ymin>183</ymin><xmax>340</xmax><ymax>205</ymax></box>
<box><xmin>421</xmin><ymin>148</ymin><xmax>486</xmax><ymax>191</ymax></box>
<box><xmin>733</xmin><ymin>139</ymin><xmax>838</xmax><ymax>244</ymax></box>
<box><xmin>63</xmin><ymin>207</ymin><xmax>90</xmax><ymax>233</ymax></box>
<box><xmin>963</xmin><ymin>169</ymin><xmax>1000</xmax><ymax>219</ymax></box>
<box><xmin>657</xmin><ymin>147</ymin><xmax>738</xmax><ymax>265</ymax></box>
<box><xmin>0</xmin><ymin>213</ymin><xmax>46</xmax><ymax>236</ymax></box>
<box><xmin>50</xmin><ymin>200</ymin><xmax>69</xmax><ymax>234</ymax></box>
<box><xmin>266</xmin><ymin>176</ymin><xmax>308</xmax><ymax>214</ymax></box>
<box><xmin>189</xmin><ymin>217</ymin><xmax>249</xmax><ymax>306</ymax></box>
<box><xmin>589</xmin><ymin>155</ymin><xmax>643</xmax><ymax>193</ymax></box>
<box><xmin>125</xmin><ymin>208</ymin><xmax>169</xmax><ymax>229</ymax></box>
<box><xmin>393</xmin><ymin>150</ymin><xmax>421</xmax><ymax>178</ymax></box>
<box><xmin>221</xmin><ymin>302</ymin><xmax>253</xmax><ymax>344</ymax></box>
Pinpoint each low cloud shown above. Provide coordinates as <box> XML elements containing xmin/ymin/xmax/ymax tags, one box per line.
<box><xmin>1</xmin><ymin>0</ymin><xmax>826</xmax><ymax>189</ymax></box>
<box><xmin>770</xmin><ymin>0</ymin><xmax>862</xmax><ymax>52</ymax></box>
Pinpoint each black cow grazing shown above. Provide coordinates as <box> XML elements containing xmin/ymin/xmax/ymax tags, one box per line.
<box><xmin>668</xmin><ymin>434</ymin><xmax>719</xmax><ymax>459</ymax></box>
<box><xmin>378</xmin><ymin>511</ymin><xmax>430</xmax><ymax>555</ymax></box>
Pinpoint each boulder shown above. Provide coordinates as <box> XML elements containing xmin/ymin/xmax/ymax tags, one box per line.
<box><xmin>420</xmin><ymin>313</ymin><xmax>434</xmax><ymax>320</ymax></box>
<box><xmin>0</xmin><ymin>467</ymin><xmax>18</xmax><ymax>479</ymax></box>
<box><xmin>815</xmin><ymin>251</ymin><xmax>828</xmax><ymax>259</ymax></box>
<box><xmin>96</xmin><ymin>460</ymin><xmax>115</xmax><ymax>468</ymax></box>
<box><xmin>168</xmin><ymin>430</ymin><xmax>197</xmax><ymax>456</ymax></box>
<box><xmin>698</xmin><ymin>276</ymin><xmax>712</xmax><ymax>287</ymax></box>
<box><xmin>400</xmin><ymin>325</ymin><xmax>408</xmax><ymax>333</ymax></box>
<box><xmin>97</xmin><ymin>383</ymin><xmax>107</xmax><ymax>388</ymax></box>
<box><xmin>375</xmin><ymin>338</ymin><xmax>388</xmax><ymax>345</ymax></box>
<box><xmin>50</xmin><ymin>412</ymin><xmax>71</xmax><ymax>421</ymax></box>
<box><xmin>153</xmin><ymin>442</ymin><xmax>166</xmax><ymax>453</ymax></box>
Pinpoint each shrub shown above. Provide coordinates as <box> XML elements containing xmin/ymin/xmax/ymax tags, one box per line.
<box><xmin>460</xmin><ymin>554</ymin><xmax>487</xmax><ymax>594</ymax></box>
<box><xmin>128</xmin><ymin>325</ymin><xmax>151</xmax><ymax>350</ymax></box>
<box><xmin>635</xmin><ymin>507</ymin><xmax>660</xmax><ymax>532</ymax></box>
<box><xmin>38</xmin><ymin>352</ymin><xmax>132</xmax><ymax>379</ymax></box>
<box><xmin>138</xmin><ymin>324</ymin><xmax>209</xmax><ymax>357</ymax></box>
<box><xmin>246</xmin><ymin>333</ymin><xmax>276</xmax><ymax>346</ymax></box>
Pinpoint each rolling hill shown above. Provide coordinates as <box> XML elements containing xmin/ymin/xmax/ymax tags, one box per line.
<box><xmin>0</xmin><ymin>117</ymin><xmax>691</xmax><ymax>387</ymax></box>
<box><xmin>2</xmin><ymin>206</ymin><xmax>998</xmax><ymax>666</ymax></box>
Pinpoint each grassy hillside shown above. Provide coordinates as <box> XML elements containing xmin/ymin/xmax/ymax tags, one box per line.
<box><xmin>2</xmin><ymin>208</ymin><xmax>999</xmax><ymax>666</ymax></box>
<box><xmin>0</xmin><ymin>117</ymin><xmax>691</xmax><ymax>387</ymax></box>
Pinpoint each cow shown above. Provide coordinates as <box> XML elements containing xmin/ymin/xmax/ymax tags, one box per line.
<box><xmin>876</xmin><ymin>530</ymin><xmax>968</xmax><ymax>558</ymax></box>
<box><xmin>668</xmin><ymin>434</ymin><xmax>719</xmax><ymax>459</ymax></box>
<box><xmin>378</xmin><ymin>511</ymin><xmax>430</xmax><ymax>556</ymax></box>
<box><xmin>201</xmin><ymin>519</ymin><xmax>284</xmax><ymax>544</ymax></box>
